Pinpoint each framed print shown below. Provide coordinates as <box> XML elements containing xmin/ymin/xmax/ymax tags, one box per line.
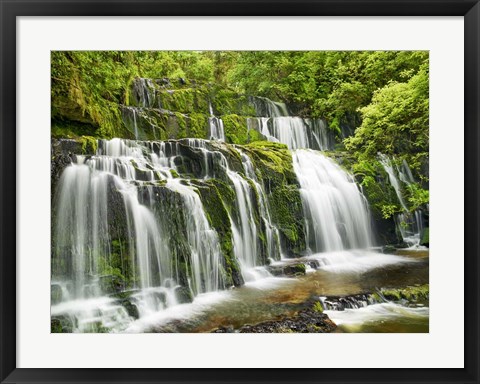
<box><xmin>1</xmin><ymin>1</ymin><xmax>479</xmax><ymax>383</ymax></box>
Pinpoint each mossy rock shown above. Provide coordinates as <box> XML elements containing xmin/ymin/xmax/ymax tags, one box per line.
<box><xmin>420</xmin><ymin>227</ymin><xmax>429</xmax><ymax>247</ymax></box>
<box><xmin>381</xmin><ymin>284</ymin><xmax>429</xmax><ymax>303</ymax></box>
<box><xmin>223</xmin><ymin>114</ymin><xmax>249</xmax><ymax>144</ymax></box>
<box><xmin>118</xmin><ymin>298</ymin><xmax>140</xmax><ymax>319</ymax></box>
<box><xmin>51</xmin><ymin>316</ymin><xmax>74</xmax><ymax>333</ymax></box>
<box><xmin>241</xmin><ymin>141</ymin><xmax>306</xmax><ymax>256</ymax></box>
<box><xmin>192</xmin><ymin>179</ymin><xmax>244</xmax><ymax>288</ymax></box>
<box><xmin>268</xmin><ymin>263</ymin><xmax>307</xmax><ymax>277</ymax></box>
<box><xmin>51</xmin><ymin>284</ymin><xmax>63</xmax><ymax>305</ymax></box>
<box><xmin>175</xmin><ymin>286</ymin><xmax>194</xmax><ymax>304</ymax></box>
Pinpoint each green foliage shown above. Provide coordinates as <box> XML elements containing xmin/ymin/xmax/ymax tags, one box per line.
<box><xmin>227</xmin><ymin>51</ymin><xmax>428</xmax><ymax>124</ymax></box>
<box><xmin>381</xmin><ymin>204</ymin><xmax>399</xmax><ymax>220</ymax></box>
<box><xmin>79</xmin><ymin>136</ymin><xmax>98</xmax><ymax>154</ymax></box>
<box><xmin>313</xmin><ymin>301</ymin><xmax>324</xmax><ymax>313</ymax></box>
<box><xmin>345</xmin><ymin>68</ymin><xmax>429</xmax><ymax>160</ymax></box>
<box><xmin>406</xmin><ymin>184</ymin><xmax>429</xmax><ymax>211</ymax></box>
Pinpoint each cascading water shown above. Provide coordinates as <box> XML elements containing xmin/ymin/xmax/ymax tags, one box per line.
<box><xmin>378</xmin><ymin>153</ymin><xmax>425</xmax><ymax>247</ymax></box>
<box><xmin>235</xmin><ymin>148</ymin><xmax>282</xmax><ymax>263</ymax></box>
<box><xmin>251</xmin><ymin>96</ymin><xmax>373</xmax><ymax>253</ymax></box>
<box><xmin>52</xmin><ymin>138</ymin><xmax>230</xmax><ymax>331</ymax></box>
<box><xmin>51</xmin><ymin>86</ymin><xmax>425</xmax><ymax>333</ymax></box>
<box><xmin>184</xmin><ymin>139</ymin><xmax>280</xmax><ymax>281</ymax></box>
<box><xmin>208</xmin><ymin>102</ymin><xmax>226</xmax><ymax>141</ymax></box>
<box><xmin>52</xmin><ymin>134</ymin><xmax>289</xmax><ymax>331</ymax></box>
<box><xmin>293</xmin><ymin>150</ymin><xmax>373</xmax><ymax>252</ymax></box>
<box><xmin>249</xmin><ymin>97</ymin><xmax>334</xmax><ymax>150</ymax></box>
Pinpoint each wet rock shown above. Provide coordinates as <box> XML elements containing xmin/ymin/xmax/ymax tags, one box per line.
<box><xmin>51</xmin><ymin>138</ymin><xmax>82</xmax><ymax>192</ymax></box>
<box><xmin>234</xmin><ymin>302</ymin><xmax>336</xmax><ymax>333</ymax></box>
<box><xmin>99</xmin><ymin>274</ymin><xmax>125</xmax><ymax>294</ymax></box>
<box><xmin>118</xmin><ymin>299</ymin><xmax>140</xmax><ymax>319</ymax></box>
<box><xmin>321</xmin><ymin>293</ymin><xmax>376</xmax><ymax>311</ymax></box>
<box><xmin>51</xmin><ymin>284</ymin><xmax>63</xmax><ymax>305</ymax></box>
<box><xmin>420</xmin><ymin>228</ymin><xmax>429</xmax><ymax>247</ymax></box>
<box><xmin>51</xmin><ymin>316</ymin><xmax>74</xmax><ymax>333</ymax></box>
<box><xmin>382</xmin><ymin>245</ymin><xmax>397</xmax><ymax>254</ymax></box>
<box><xmin>212</xmin><ymin>325</ymin><xmax>235</xmax><ymax>333</ymax></box>
<box><xmin>306</xmin><ymin>260</ymin><xmax>321</xmax><ymax>269</ymax></box>
<box><xmin>175</xmin><ymin>286</ymin><xmax>193</xmax><ymax>304</ymax></box>
<box><xmin>159</xmin><ymin>78</ymin><xmax>170</xmax><ymax>86</ymax></box>
<box><xmin>267</xmin><ymin>263</ymin><xmax>306</xmax><ymax>277</ymax></box>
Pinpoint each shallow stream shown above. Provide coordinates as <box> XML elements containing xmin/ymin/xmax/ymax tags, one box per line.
<box><xmin>124</xmin><ymin>249</ymin><xmax>429</xmax><ymax>333</ymax></box>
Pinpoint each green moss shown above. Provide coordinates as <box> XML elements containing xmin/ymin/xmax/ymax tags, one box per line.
<box><xmin>174</xmin><ymin>112</ymin><xmax>187</xmax><ymax>139</ymax></box>
<box><xmin>51</xmin><ymin>119</ymin><xmax>97</xmax><ymax>139</ymax></box>
<box><xmin>51</xmin><ymin>316</ymin><xmax>73</xmax><ymax>333</ymax></box>
<box><xmin>370</xmin><ymin>292</ymin><xmax>382</xmax><ymax>303</ymax></box>
<box><xmin>247</xmin><ymin>127</ymin><xmax>266</xmax><ymax>143</ymax></box>
<box><xmin>187</xmin><ymin>112</ymin><xmax>209</xmax><ymax>139</ymax></box>
<box><xmin>240</xmin><ymin>142</ymin><xmax>306</xmax><ymax>256</ymax></box>
<box><xmin>351</xmin><ymin>160</ymin><xmax>402</xmax><ymax>220</ymax></box>
<box><xmin>212</xmin><ymin>89</ymin><xmax>256</xmax><ymax>116</ymax></box>
<box><xmin>223</xmin><ymin>114</ymin><xmax>249</xmax><ymax>144</ymax></box>
<box><xmin>381</xmin><ymin>284</ymin><xmax>429</xmax><ymax>303</ymax></box>
<box><xmin>156</xmin><ymin>87</ymin><xmax>210</xmax><ymax>114</ymax></box>
<box><xmin>191</xmin><ymin>179</ymin><xmax>242</xmax><ymax>287</ymax></box>
<box><xmin>420</xmin><ymin>227</ymin><xmax>429</xmax><ymax>246</ymax></box>
<box><xmin>313</xmin><ymin>301</ymin><xmax>324</xmax><ymax>313</ymax></box>
<box><xmin>79</xmin><ymin>135</ymin><xmax>98</xmax><ymax>154</ymax></box>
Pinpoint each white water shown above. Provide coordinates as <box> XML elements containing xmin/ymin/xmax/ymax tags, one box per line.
<box><xmin>293</xmin><ymin>150</ymin><xmax>373</xmax><ymax>253</ymax></box>
<box><xmin>249</xmin><ymin>97</ymin><xmax>334</xmax><ymax>150</ymax></box>
<box><xmin>304</xmin><ymin>250</ymin><xmax>413</xmax><ymax>274</ymax></box>
<box><xmin>236</xmin><ymin>148</ymin><xmax>283</xmax><ymax>261</ymax></box>
<box><xmin>208</xmin><ymin>102</ymin><xmax>226</xmax><ymax>141</ymax></box>
<box><xmin>378</xmin><ymin>153</ymin><xmax>425</xmax><ymax>247</ymax></box>
<box><xmin>53</xmin><ymin>139</ymin><xmax>228</xmax><ymax>330</ymax></box>
<box><xmin>54</xmin><ymin>137</ymin><xmax>284</xmax><ymax>332</ymax></box>
<box><xmin>251</xmin><ymin>96</ymin><xmax>374</xmax><ymax>254</ymax></box>
<box><xmin>185</xmin><ymin>139</ymin><xmax>280</xmax><ymax>281</ymax></box>
<box><xmin>325</xmin><ymin>302</ymin><xmax>429</xmax><ymax>331</ymax></box>
<box><xmin>52</xmin><ymin>93</ymin><xmax>424</xmax><ymax>333</ymax></box>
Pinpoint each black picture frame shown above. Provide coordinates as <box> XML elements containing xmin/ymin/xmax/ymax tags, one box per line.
<box><xmin>1</xmin><ymin>1</ymin><xmax>478</xmax><ymax>383</ymax></box>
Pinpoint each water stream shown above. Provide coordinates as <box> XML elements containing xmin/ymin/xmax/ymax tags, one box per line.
<box><xmin>378</xmin><ymin>153</ymin><xmax>425</xmax><ymax>247</ymax></box>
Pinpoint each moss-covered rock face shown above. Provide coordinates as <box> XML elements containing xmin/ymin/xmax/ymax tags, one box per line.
<box><xmin>192</xmin><ymin>179</ymin><xmax>244</xmax><ymax>287</ymax></box>
<box><xmin>52</xmin><ymin>73</ymin><xmax>268</xmax><ymax>146</ymax></box>
<box><xmin>420</xmin><ymin>227</ymin><xmax>429</xmax><ymax>247</ymax></box>
<box><xmin>51</xmin><ymin>316</ymin><xmax>74</xmax><ymax>333</ymax></box>
<box><xmin>380</xmin><ymin>284</ymin><xmax>429</xmax><ymax>304</ymax></box>
<box><xmin>241</xmin><ymin>141</ymin><xmax>306</xmax><ymax>256</ymax></box>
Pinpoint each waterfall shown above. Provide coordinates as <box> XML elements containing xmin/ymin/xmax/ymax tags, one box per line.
<box><xmin>234</xmin><ymin>148</ymin><xmax>282</xmax><ymax>262</ymax></box>
<box><xmin>53</xmin><ymin>136</ymin><xmax>286</xmax><ymax>332</ymax></box>
<box><xmin>208</xmin><ymin>102</ymin><xmax>226</xmax><ymax>141</ymax></box>
<box><xmin>293</xmin><ymin>150</ymin><xmax>373</xmax><ymax>252</ymax></box>
<box><xmin>378</xmin><ymin>153</ymin><xmax>424</xmax><ymax>247</ymax></box>
<box><xmin>133</xmin><ymin>78</ymin><xmax>156</xmax><ymax>108</ymax></box>
<box><xmin>184</xmin><ymin>139</ymin><xmax>279</xmax><ymax>281</ymax></box>
<box><xmin>251</xmin><ymin>96</ymin><xmax>374</xmax><ymax>253</ymax></box>
<box><xmin>249</xmin><ymin>97</ymin><xmax>334</xmax><ymax>150</ymax></box>
<box><xmin>53</xmin><ymin>138</ymin><xmax>229</xmax><ymax>329</ymax></box>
